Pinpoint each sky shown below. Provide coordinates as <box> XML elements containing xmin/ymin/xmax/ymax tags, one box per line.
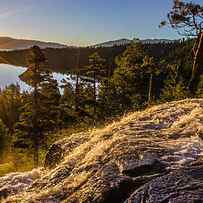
<box><xmin>0</xmin><ymin>0</ymin><xmax>201</xmax><ymax>46</ymax></box>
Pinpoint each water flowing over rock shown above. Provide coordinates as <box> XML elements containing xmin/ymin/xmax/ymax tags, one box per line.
<box><xmin>2</xmin><ymin>99</ymin><xmax>203</xmax><ymax>202</ymax></box>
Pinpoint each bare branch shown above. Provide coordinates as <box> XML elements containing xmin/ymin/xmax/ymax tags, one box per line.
<box><xmin>161</xmin><ymin>1</ymin><xmax>203</xmax><ymax>37</ymax></box>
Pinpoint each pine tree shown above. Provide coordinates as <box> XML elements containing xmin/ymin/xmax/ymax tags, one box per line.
<box><xmin>0</xmin><ymin>84</ymin><xmax>23</xmax><ymax>137</ymax></box>
<box><xmin>196</xmin><ymin>76</ymin><xmax>203</xmax><ymax>98</ymax></box>
<box><xmin>16</xmin><ymin>46</ymin><xmax>60</xmax><ymax>167</ymax></box>
<box><xmin>161</xmin><ymin>64</ymin><xmax>189</xmax><ymax>102</ymax></box>
<box><xmin>85</xmin><ymin>52</ymin><xmax>106</xmax><ymax>120</ymax></box>
<box><xmin>115</xmin><ymin>40</ymin><xmax>145</xmax><ymax>69</ymax></box>
<box><xmin>105</xmin><ymin>40</ymin><xmax>147</xmax><ymax>112</ymax></box>
<box><xmin>59</xmin><ymin>77</ymin><xmax>76</xmax><ymax>125</ymax></box>
<box><xmin>141</xmin><ymin>56</ymin><xmax>160</xmax><ymax>105</ymax></box>
<box><xmin>40</xmin><ymin>76</ymin><xmax>61</xmax><ymax>145</ymax></box>
<box><xmin>0</xmin><ymin>119</ymin><xmax>6</xmax><ymax>160</ymax></box>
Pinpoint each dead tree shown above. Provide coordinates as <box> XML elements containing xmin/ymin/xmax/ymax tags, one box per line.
<box><xmin>161</xmin><ymin>1</ymin><xmax>203</xmax><ymax>94</ymax></box>
<box><xmin>188</xmin><ymin>32</ymin><xmax>203</xmax><ymax>93</ymax></box>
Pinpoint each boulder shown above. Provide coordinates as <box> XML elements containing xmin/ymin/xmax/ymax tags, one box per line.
<box><xmin>44</xmin><ymin>144</ymin><xmax>63</xmax><ymax>169</ymax></box>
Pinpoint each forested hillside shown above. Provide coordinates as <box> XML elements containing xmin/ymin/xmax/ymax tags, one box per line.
<box><xmin>0</xmin><ymin>37</ymin><xmax>67</xmax><ymax>49</ymax></box>
<box><xmin>0</xmin><ymin>41</ymin><xmax>186</xmax><ymax>73</ymax></box>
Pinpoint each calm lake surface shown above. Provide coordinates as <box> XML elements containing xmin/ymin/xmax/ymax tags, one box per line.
<box><xmin>0</xmin><ymin>64</ymin><xmax>29</xmax><ymax>90</ymax></box>
<box><xmin>0</xmin><ymin>64</ymin><xmax>74</xmax><ymax>91</ymax></box>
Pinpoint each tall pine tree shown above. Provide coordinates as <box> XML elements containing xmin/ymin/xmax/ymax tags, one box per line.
<box><xmin>16</xmin><ymin>46</ymin><xmax>60</xmax><ymax>166</ymax></box>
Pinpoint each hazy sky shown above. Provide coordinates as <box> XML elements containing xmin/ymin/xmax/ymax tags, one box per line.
<box><xmin>0</xmin><ymin>0</ymin><xmax>201</xmax><ymax>46</ymax></box>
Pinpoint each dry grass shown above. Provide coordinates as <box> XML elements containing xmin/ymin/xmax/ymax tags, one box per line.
<box><xmin>2</xmin><ymin>99</ymin><xmax>203</xmax><ymax>202</ymax></box>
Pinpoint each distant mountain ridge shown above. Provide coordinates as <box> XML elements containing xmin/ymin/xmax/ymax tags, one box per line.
<box><xmin>91</xmin><ymin>38</ymin><xmax>179</xmax><ymax>48</ymax></box>
<box><xmin>91</xmin><ymin>38</ymin><xmax>132</xmax><ymax>48</ymax></box>
<box><xmin>0</xmin><ymin>37</ymin><xmax>179</xmax><ymax>50</ymax></box>
<box><xmin>0</xmin><ymin>37</ymin><xmax>68</xmax><ymax>50</ymax></box>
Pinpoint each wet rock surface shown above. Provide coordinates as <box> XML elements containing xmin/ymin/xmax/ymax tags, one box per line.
<box><xmin>2</xmin><ymin>99</ymin><xmax>203</xmax><ymax>202</ymax></box>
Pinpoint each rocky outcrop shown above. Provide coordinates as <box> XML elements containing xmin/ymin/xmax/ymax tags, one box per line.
<box><xmin>126</xmin><ymin>161</ymin><xmax>203</xmax><ymax>203</ymax></box>
<box><xmin>2</xmin><ymin>99</ymin><xmax>203</xmax><ymax>203</ymax></box>
<box><xmin>0</xmin><ymin>169</ymin><xmax>41</xmax><ymax>200</ymax></box>
<box><xmin>44</xmin><ymin>144</ymin><xmax>63</xmax><ymax>169</ymax></box>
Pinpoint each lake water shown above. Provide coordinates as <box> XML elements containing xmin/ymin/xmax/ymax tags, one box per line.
<box><xmin>0</xmin><ymin>64</ymin><xmax>99</xmax><ymax>94</ymax></box>
<box><xmin>0</xmin><ymin>64</ymin><xmax>75</xmax><ymax>91</ymax></box>
<box><xmin>0</xmin><ymin>64</ymin><xmax>29</xmax><ymax>90</ymax></box>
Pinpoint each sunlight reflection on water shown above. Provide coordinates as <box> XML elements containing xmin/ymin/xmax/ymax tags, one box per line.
<box><xmin>0</xmin><ymin>64</ymin><xmax>75</xmax><ymax>91</ymax></box>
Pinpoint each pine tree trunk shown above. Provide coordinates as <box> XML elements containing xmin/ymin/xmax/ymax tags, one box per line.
<box><xmin>75</xmin><ymin>49</ymin><xmax>81</xmax><ymax>113</ymax></box>
<box><xmin>75</xmin><ymin>72</ymin><xmax>80</xmax><ymax>112</ymax></box>
<box><xmin>148</xmin><ymin>73</ymin><xmax>153</xmax><ymax>105</ymax></box>
<box><xmin>33</xmin><ymin>63</ymin><xmax>40</xmax><ymax>167</ymax></box>
<box><xmin>93</xmin><ymin>72</ymin><xmax>96</xmax><ymax>121</ymax></box>
<box><xmin>33</xmin><ymin>137</ymin><xmax>39</xmax><ymax>167</ymax></box>
<box><xmin>106</xmin><ymin>68</ymin><xmax>111</xmax><ymax>98</ymax></box>
<box><xmin>188</xmin><ymin>32</ymin><xmax>203</xmax><ymax>94</ymax></box>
